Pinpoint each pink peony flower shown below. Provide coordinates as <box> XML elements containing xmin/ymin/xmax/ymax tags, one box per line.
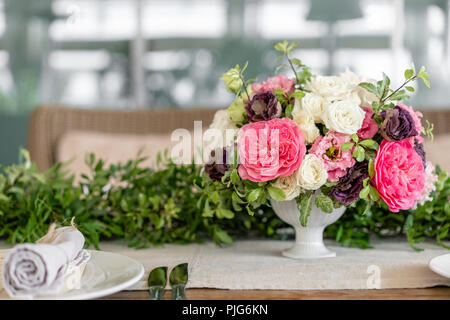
<box><xmin>251</xmin><ymin>75</ymin><xmax>295</xmax><ymax>95</ymax></box>
<box><xmin>238</xmin><ymin>118</ymin><xmax>306</xmax><ymax>182</ymax></box>
<box><xmin>372</xmin><ymin>140</ymin><xmax>425</xmax><ymax>212</ymax></box>
<box><xmin>412</xmin><ymin>161</ymin><xmax>437</xmax><ymax>209</ymax></box>
<box><xmin>357</xmin><ymin>106</ymin><xmax>378</xmax><ymax>140</ymax></box>
<box><xmin>309</xmin><ymin>131</ymin><xmax>355</xmax><ymax>182</ymax></box>
<box><xmin>397</xmin><ymin>103</ymin><xmax>423</xmax><ymax>135</ymax></box>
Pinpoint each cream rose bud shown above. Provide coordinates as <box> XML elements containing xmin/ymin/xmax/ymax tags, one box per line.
<box><xmin>296</xmin><ymin>154</ymin><xmax>328</xmax><ymax>190</ymax></box>
<box><xmin>295</xmin><ymin>94</ymin><xmax>325</xmax><ymax>123</ymax></box>
<box><xmin>322</xmin><ymin>100</ymin><xmax>365</xmax><ymax>135</ymax></box>
<box><xmin>305</xmin><ymin>75</ymin><xmax>354</xmax><ymax>102</ymax></box>
<box><xmin>203</xmin><ymin>110</ymin><xmax>238</xmax><ymax>159</ymax></box>
<box><xmin>339</xmin><ymin>68</ymin><xmax>376</xmax><ymax>108</ymax></box>
<box><xmin>292</xmin><ymin>108</ymin><xmax>320</xmax><ymax>145</ymax></box>
<box><xmin>271</xmin><ymin>174</ymin><xmax>301</xmax><ymax>201</ymax></box>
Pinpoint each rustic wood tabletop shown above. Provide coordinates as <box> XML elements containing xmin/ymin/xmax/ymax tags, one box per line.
<box><xmin>101</xmin><ymin>287</ymin><xmax>450</xmax><ymax>300</ymax></box>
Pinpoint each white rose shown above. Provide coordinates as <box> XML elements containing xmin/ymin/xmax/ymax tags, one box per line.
<box><xmin>339</xmin><ymin>68</ymin><xmax>361</xmax><ymax>87</ymax></box>
<box><xmin>340</xmin><ymin>68</ymin><xmax>377</xmax><ymax>108</ymax></box>
<box><xmin>296</xmin><ymin>154</ymin><xmax>328</xmax><ymax>191</ymax></box>
<box><xmin>271</xmin><ymin>174</ymin><xmax>301</xmax><ymax>201</ymax></box>
<box><xmin>305</xmin><ymin>75</ymin><xmax>354</xmax><ymax>102</ymax></box>
<box><xmin>204</xmin><ymin>110</ymin><xmax>238</xmax><ymax>159</ymax></box>
<box><xmin>295</xmin><ymin>93</ymin><xmax>325</xmax><ymax>123</ymax></box>
<box><xmin>292</xmin><ymin>107</ymin><xmax>320</xmax><ymax>144</ymax></box>
<box><xmin>322</xmin><ymin>100</ymin><xmax>365</xmax><ymax>135</ymax></box>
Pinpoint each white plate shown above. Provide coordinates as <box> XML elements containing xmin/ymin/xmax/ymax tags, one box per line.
<box><xmin>0</xmin><ymin>250</ymin><xmax>144</xmax><ymax>300</ymax></box>
<box><xmin>429</xmin><ymin>253</ymin><xmax>450</xmax><ymax>278</ymax></box>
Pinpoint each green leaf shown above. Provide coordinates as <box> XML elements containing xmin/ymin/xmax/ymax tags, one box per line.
<box><xmin>209</xmin><ymin>191</ymin><xmax>219</xmax><ymax>204</ymax></box>
<box><xmin>368</xmin><ymin>158</ymin><xmax>375</xmax><ymax>178</ymax></box>
<box><xmin>275</xmin><ymin>63</ymin><xmax>287</xmax><ymax>74</ymax></box>
<box><xmin>297</xmin><ymin>192</ymin><xmax>313</xmax><ymax>227</ymax></box>
<box><xmin>314</xmin><ymin>194</ymin><xmax>334</xmax><ymax>214</ymax></box>
<box><xmin>232</xmin><ymin>192</ymin><xmax>245</xmax><ymax>204</ymax></box>
<box><xmin>359</xmin><ymin>185</ymin><xmax>370</xmax><ymax>199</ymax></box>
<box><xmin>404</xmin><ymin>69</ymin><xmax>414</xmax><ymax>80</ymax></box>
<box><xmin>341</xmin><ymin>142</ymin><xmax>354</xmax><ymax>151</ymax></box>
<box><xmin>274</xmin><ymin>41</ymin><xmax>288</xmax><ymax>52</ymax></box>
<box><xmin>359</xmin><ymin>139</ymin><xmax>379</xmax><ymax>150</ymax></box>
<box><xmin>362</xmin><ymin>177</ymin><xmax>369</xmax><ymax>188</ymax></box>
<box><xmin>290</xmin><ymin>58</ymin><xmax>302</xmax><ymax>67</ymax></box>
<box><xmin>351</xmin><ymin>134</ymin><xmax>359</xmax><ymax>143</ymax></box>
<box><xmin>359</xmin><ymin>82</ymin><xmax>377</xmax><ymax>95</ymax></box>
<box><xmin>217</xmin><ymin>208</ymin><xmax>235</xmax><ymax>219</ymax></box>
<box><xmin>369</xmin><ymin>186</ymin><xmax>380</xmax><ymax>202</ymax></box>
<box><xmin>405</xmin><ymin>86</ymin><xmax>415</xmax><ymax>92</ymax></box>
<box><xmin>287</xmin><ymin>41</ymin><xmax>299</xmax><ymax>52</ymax></box>
<box><xmin>248</xmin><ymin>188</ymin><xmax>262</xmax><ymax>202</ymax></box>
<box><xmin>267</xmin><ymin>185</ymin><xmax>285</xmax><ymax>202</ymax></box>
<box><xmin>214</xmin><ymin>228</ymin><xmax>233</xmax><ymax>244</ymax></box>
<box><xmin>290</xmin><ymin>91</ymin><xmax>305</xmax><ymax>99</ymax></box>
<box><xmin>284</xmin><ymin>104</ymin><xmax>294</xmax><ymax>119</ymax></box>
<box><xmin>230</xmin><ymin>169</ymin><xmax>240</xmax><ymax>184</ymax></box>
<box><xmin>353</xmin><ymin>145</ymin><xmax>365</xmax><ymax>162</ymax></box>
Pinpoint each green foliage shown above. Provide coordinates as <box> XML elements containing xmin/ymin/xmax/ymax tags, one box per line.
<box><xmin>296</xmin><ymin>191</ymin><xmax>313</xmax><ymax>227</ymax></box>
<box><xmin>327</xmin><ymin>166</ymin><xmax>450</xmax><ymax>250</ymax></box>
<box><xmin>359</xmin><ymin>65</ymin><xmax>431</xmax><ymax>115</ymax></box>
<box><xmin>273</xmin><ymin>40</ymin><xmax>311</xmax><ymax>87</ymax></box>
<box><xmin>0</xmin><ymin>150</ymin><xmax>283</xmax><ymax>249</ymax></box>
<box><xmin>0</xmin><ymin>150</ymin><xmax>448</xmax><ymax>252</ymax></box>
<box><xmin>314</xmin><ymin>194</ymin><xmax>334</xmax><ymax>214</ymax></box>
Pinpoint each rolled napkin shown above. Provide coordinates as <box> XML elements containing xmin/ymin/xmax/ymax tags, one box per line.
<box><xmin>1</xmin><ymin>220</ymin><xmax>90</xmax><ymax>299</ymax></box>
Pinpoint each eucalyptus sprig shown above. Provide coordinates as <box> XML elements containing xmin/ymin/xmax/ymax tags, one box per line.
<box><xmin>359</xmin><ymin>66</ymin><xmax>430</xmax><ymax>115</ymax></box>
<box><xmin>274</xmin><ymin>40</ymin><xmax>312</xmax><ymax>87</ymax></box>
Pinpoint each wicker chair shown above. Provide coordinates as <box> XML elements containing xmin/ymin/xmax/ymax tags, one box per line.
<box><xmin>27</xmin><ymin>105</ymin><xmax>450</xmax><ymax>171</ymax></box>
<box><xmin>28</xmin><ymin>105</ymin><xmax>217</xmax><ymax>171</ymax></box>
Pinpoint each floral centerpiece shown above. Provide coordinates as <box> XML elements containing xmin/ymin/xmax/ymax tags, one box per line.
<box><xmin>201</xmin><ymin>41</ymin><xmax>436</xmax><ymax>258</ymax></box>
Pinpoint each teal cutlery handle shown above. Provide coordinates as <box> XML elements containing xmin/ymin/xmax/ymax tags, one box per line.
<box><xmin>149</xmin><ymin>286</ymin><xmax>164</xmax><ymax>300</ymax></box>
<box><xmin>171</xmin><ymin>284</ymin><xmax>186</xmax><ymax>300</ymax></box>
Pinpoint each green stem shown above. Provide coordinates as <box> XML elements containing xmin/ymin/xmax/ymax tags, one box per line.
<box><xmin>381</xmin><ymin>75</ymin><xmax>417</xmax><ymax>103</ymax></box>
<box><xmin>239</xmin><ymin>74</ymin><xmax>251</xmax><ymax>101</ymax></box>
<box><xmin>285</xmin><ymin>53</ymin><xmax>300</xmax><ymax>85</ymax></box>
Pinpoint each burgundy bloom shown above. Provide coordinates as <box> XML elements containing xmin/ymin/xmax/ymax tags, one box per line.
<box><xmin>204</xmin><ymin>148</ymin><xmax>231</xmax><ymax>181</ymax></box>
<box><xmin>245</xmin><ymin>91</ymin><xmax>282</xmax><ymax>122</ymax></box>
<box><xmin>329</xmin><ymin>161</ymin><xmax>369</xmax><ymax>205</ymax></box>
<box><xmin>380</xmin><ymin>105</ymin><xmax>417</xmax><ymax>141</ymax></box>
<box><xmin>414</xmin><ymin>139</ymin><xmax>426</xmax><ymax>168</ymax></box>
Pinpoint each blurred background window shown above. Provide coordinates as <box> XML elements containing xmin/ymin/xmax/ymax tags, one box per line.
<box><xmin>0</xmin><ymin>0</ymin><xmax>449</xmax><ymax>164</ymax></box>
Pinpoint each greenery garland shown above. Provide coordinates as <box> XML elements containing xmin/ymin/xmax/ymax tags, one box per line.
<box><xmin>0</xmin><ymin>150</ymin><xmax>448</xmax><ymax>250</ymax></box>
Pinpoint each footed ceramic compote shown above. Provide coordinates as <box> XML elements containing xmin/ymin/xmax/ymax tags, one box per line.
<box><xmin>271</xmin><ymin>198</ymin><xmax>345</xmax><ymax>259</ymax></box>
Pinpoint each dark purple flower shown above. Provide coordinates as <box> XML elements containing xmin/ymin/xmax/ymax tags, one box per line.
<box><xmin>380</xmin><ymin>105</ymin><xmax>417</xmax><ymax>141</ymax></box>
<box><xmin>329</xmin><ymin>161</ymin><xmax>369</xmax><ymax>205</ymax></box>
<box><xmin>204</xmin><ymin>147</ymin><xmax>231</xmax><ymax>181</ymax></box>
<box><xmin>414</xmin><ymin>138</ymin><xmax>426</xmax><ymax>168</ymax></box>
<box><xmin>245</xmin><ymin>91</ymin><xmax>282</xmax><ymax>122</ymax></box>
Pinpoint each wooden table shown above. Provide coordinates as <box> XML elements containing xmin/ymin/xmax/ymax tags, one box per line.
<box><xmin>102</xmin><ymin>287</ymin><xmax>450</xmax><ymax>300</ymax></box>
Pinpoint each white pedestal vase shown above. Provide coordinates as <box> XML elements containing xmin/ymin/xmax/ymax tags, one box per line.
<box><xmin>271</xmin><ymin>199</ymin><xmax>346</xmax><ymax>259</ymax></box>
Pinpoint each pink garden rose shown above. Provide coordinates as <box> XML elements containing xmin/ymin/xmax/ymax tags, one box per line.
<box><xmin>251</xmin><ymin>75</ymin><xmax>295</xmax><ymax>95</ymax></box>
<box><xmin>357</xmin><ymin>106</ymin><xmax>378</xmax><ymax>139</ymax></box>
<box><xmin>309</xmin><ymin>131</ymin><xmax>355</xmax><ymax>182</ymax></box>
<box><xmin>372</xmin><ymin>140</ymin><xmax>425</xmax><ymax>212</ymax></box>
<box><xmin>238</xmin><ymin>118</ymin><xmax>306</xmax><ymax>182</ymax></box>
